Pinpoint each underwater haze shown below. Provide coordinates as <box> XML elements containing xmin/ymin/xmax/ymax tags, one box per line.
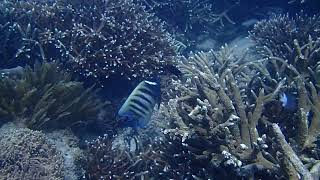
<box><xmin>0</xmin><ymin>0</ymin><xmax>320</xmax><ymax>179</ymax></box>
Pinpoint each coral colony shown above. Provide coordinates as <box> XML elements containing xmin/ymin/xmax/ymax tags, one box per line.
<box><xmin>0</xmin><ymin>0</ymin><xmax>177</xmax><ymax>84</ymax></box>
<box><xmin>0</xmin><ymin>0</ymin><xmax>319</xmax><ymax>179</ymax></box>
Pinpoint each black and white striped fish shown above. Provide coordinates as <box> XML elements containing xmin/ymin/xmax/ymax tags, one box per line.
<box><xmin>117</xmin><ymin>80</ymin><xmax>161</xmax><ymax>128</ymax></box>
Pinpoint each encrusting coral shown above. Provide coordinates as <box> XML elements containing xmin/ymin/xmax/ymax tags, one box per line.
<box><xmin>0</xmin><ymin>123</ymin><xmax>64</xmax><ymax>180</ymax></box>
<box><xmin>0</xmin><ymin>62</ymin><xmax>108</xmax><ymax>130</ymax></box>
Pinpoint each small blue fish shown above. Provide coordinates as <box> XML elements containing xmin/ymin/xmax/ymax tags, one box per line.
<box><xmin>117</xmin><ymin>80</ymin><xmax>161</xmax><ymax>128</ymax></box>
<box><xmin>279</xmin><ymin>92</ymin><xmax>297</xmax><ymax>111</ymax></box>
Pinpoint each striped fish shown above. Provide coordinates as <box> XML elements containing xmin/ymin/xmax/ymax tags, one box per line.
<box><xmin>117</xmin><ymin>80</ymin><xmax>161</xmax><ymax>128</ymax></box>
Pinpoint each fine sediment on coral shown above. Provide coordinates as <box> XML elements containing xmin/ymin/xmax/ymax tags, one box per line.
<box><xmin>0</xmin><ymin>123</ymin><xmax>64</xmax><ymax>179</ymax></box>
<box><xmin>47</xmin><ymin>130</ymin><xmax>85</xmax><ymax>180</ymax></box>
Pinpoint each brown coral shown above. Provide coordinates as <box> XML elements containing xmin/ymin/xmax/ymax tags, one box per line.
<box><xmin>0</xmin><ymin>62</ymin><xmax>108</xmax><ymax>130</ymax></box>
<box><xmin>0</xmin><ymin>123</ymin><xmax>64</xmax><ymax>180</ymax></box>
<box><xmin>158</xmin><ymin>49</ymin><xmax>283</xmax><ymax>178</ymax></box>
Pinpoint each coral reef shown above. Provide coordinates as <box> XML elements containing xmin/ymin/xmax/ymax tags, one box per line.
<box><xmin>143</xmin><ymin>0</ymin><xmax>239</xmax><ymax>47</ymax></box>
<box><xmin>63</xmin><ymin>0</ymin><xmax>177</xmax><ymax>82</ymax></box>
<box><xmin>47</xmin><ymin>130</ymin><xmax>85</xmax><ymax>179</ymax></box>
<box><xmin>0</xmin><ymin>123</ymin><xmax>64</xmax><ymax>180</ymax></box>
<box><xmin>158</xmin><ymin>44</ymin><xmax>320</xmax><ymax>179</ymax></box>
<box><xmin>0</xmin><ymin>0</ymin><xmax>68</xmax><ymax>67</ymax></box>
<box><xmin>159</xmin><ymin>49</ymin><xmax>282</xmax><ymax>178</ymax></box>
<box><xmin>0</xmin><ymin>62</ymin><xmax>108</xmax><ymax>130</ymax></box>
<box><xmin>85</xmin><ymin>40</ymin><xmax>319</xmax><ymax>179</ymax></box>
<box><xmin>84</xmin><ymin>47</ymin><xmax>273</xmax><ymax>179</ymax></box>
<box><xmin>249</xmin><ymin>12</ymin><xmax>320</xmax><ymax>145</ymax></box>
<box><xmin>259</xmin><ymin>74</ymin><xmax>320</xmax><ymax>179</ymax></box>
<box><xmin>250</xmin><ymin>12</ymin><xmax>320</xmax><ymax>60</ymax></box>
<box><xmin>1</xmin><ymin>0</ymin><xmax>319</xmax><ymax>180</ymax></box>
<box><xmin>0</xmin><ymin>0</ymin><xmax>177</xmax><ymax>84</ymax></box>
<box><xmin>245</xmin><ymin>12</ymin><xmax>320</xmax><ymax>179</ymax></box>
<box><xmin>249</xmin><ymin>13</ymin><xmax>320</xmax><ymax>84</ymax></box>
<box><xmin>84</xmin><ymin>107</ymin><xmax>200</xmax><ymax>179</ymax></box>
<box><xmin>144</xmin><ymin>0</ymin><xmax>214</xmax><ymax>32</ymax></box>
<box><xmin>84</xmin><ymin>132</ymin><xmax>168</xmax><ymax>179</ymax></box>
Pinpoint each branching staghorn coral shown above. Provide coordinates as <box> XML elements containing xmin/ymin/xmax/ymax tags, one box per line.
<box><xmin>84</xmin><ymin>132</ymin><xmax>178</xmax><ymax>179</ymax></box>
<box><xmin>315</xmin><ymin>61</ymin><xmax>320</xmax><ymax>88</ymax></box>
<box><xmin>268</xmin><ymin>78</ymin><xmax>320</xmax><ymax>179</ymax></box>
<box><xmin>250</xmin><ymin>13</ymin><xmax>320</xmax><ymax>84</ymax></box>
<box><xmin>0</xmin><ymin>62</ymin><xmax>108</xmax><ymax>130</ymax></box>
<box><xmin>0</xmin><ymin>0</ymin><xmax>178</xmax><ymax>86</ymax></box>
<box><xmin>159</xmin><ymin>49</ymin><xmax>286</xmax><ymax>179</ymax></box>
<box><xmin>143</xmin><ymin>0</ymin><xmax>238</xmax><ymax>43</ymax></box>
<box><xmin>225</xmin><ymin>13</ymin><xmax>320</xmax><ymax>177</ymax></box>
<box><xmin>179</xmin><ymin>44</ymin><xmax>263</xmax><ymax>90</ymax></box>
<box><xmin>247</xmin><ymin>14</ymin><xmax>320</xmax><ymax>126</ymax></box>
<box><xmin>60</xmin><ymin>0</ymin><xmax>177</xmax><ymax>82</ymax></box>
<box><xmin>248</xmin><ymin>70</ymin><xmax>320</xmax><ymax>179</ymax></box>
<box><xmin>0</xmin><ymin>0</ymin><xmax>75</xmax><ymax>67</ymax></box>
<box><xmin>158</xmin><ymin>44</ymin><xmax>320</xmax><ymax>179</ymax></box>
<box><xmin>250</xmin><ymin>13</ymin><xmax>320</xmax><ymax>59</ymax></box>
<box><xmin>246</xmin><ymin>12</ymin><xmax>320</xmax><ymax>179</ymax></box>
